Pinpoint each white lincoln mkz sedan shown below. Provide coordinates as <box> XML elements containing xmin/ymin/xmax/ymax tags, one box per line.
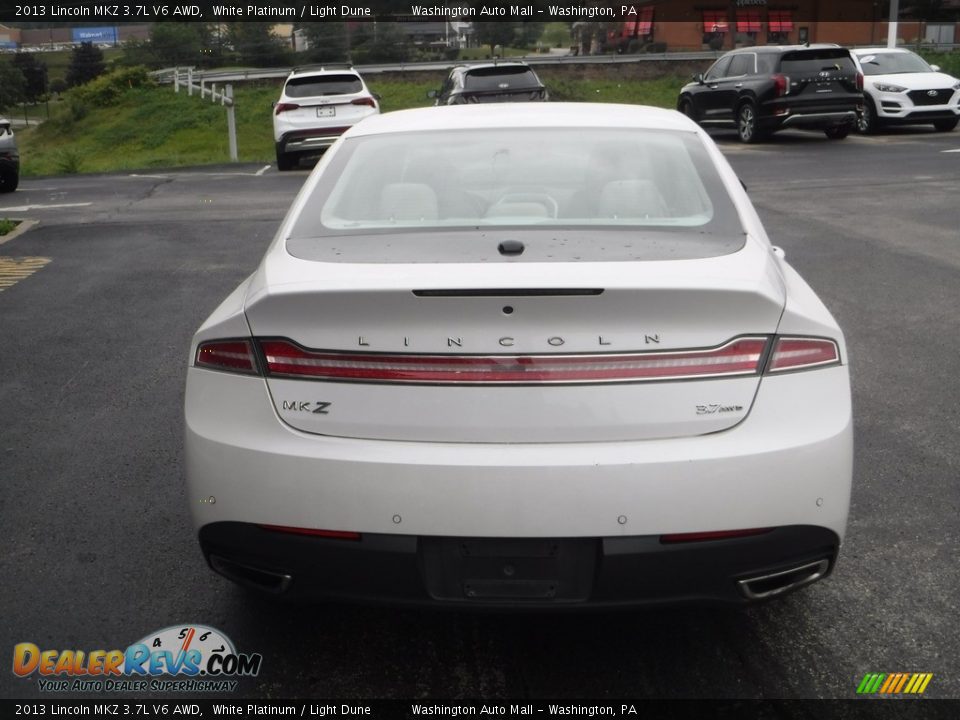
<box><xmin>185</xmin><ymin>104</ymin><xmax>853</xmax><ymax>608</ymax></box>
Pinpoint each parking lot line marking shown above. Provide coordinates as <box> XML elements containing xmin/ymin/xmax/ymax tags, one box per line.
<box><xmin>256</xmin><ymin>165</ymin><xmax>271</xmax><ymax>176</ymax></box>
<box><xmin>0</xmin><ymin>202</ymin><xmax>92</xmax><ymax>212</ymax></box>
<box><xmin>0</xmin><ymin>256</ymin><xmax>52</xmax><ymax>292</ymax></box>
<box><xmin>942</xmin><ymin>149</ymin><xmax>960</xmax><ymax>153</ymax></box>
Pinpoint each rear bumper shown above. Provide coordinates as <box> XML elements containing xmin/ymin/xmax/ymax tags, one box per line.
<box><xmin>278</xmin><ymin>128</ymin><xmax>351</xmax><ymax>154</ymax></box>
<box><xmin>185</xmin><ymin>362</ymin><xmax>853</xmax><ymax>607</ymax></box>
<box><xmin>200</xmin><ymin>522</ymin><xmax>839</xmax><ymax>607</ymax></box>
<box><xmin>763</xmin><ymin>109</ymin><xmax>858</xmax><ymax>131</ymax></box>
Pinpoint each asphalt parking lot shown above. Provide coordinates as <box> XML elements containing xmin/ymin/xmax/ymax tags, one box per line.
<box><xmin>1</xmin><ymin>128</ymin><xmax>958</xmax><ymax>701</ymax></box>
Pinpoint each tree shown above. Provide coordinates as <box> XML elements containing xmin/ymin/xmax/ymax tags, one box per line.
<box><xmin>516</xmin><ymin>22</ymin><xmax>547</xmax><ymax>49</ymax></box>
<box><xmin>351</xmin><ymin>22</ymin><xmax>411</xmax><ymax>64</ymax></box>
<box><xmin>146</xmin><ymin>23</ymin><xmax>207</xmax><ymax>67</ymax></box>
<box><xmin>473</xmin><ymin>22</ymin><xmax>519</xmax><ymax>57</ymax></box>
<box><xmin>65</xmin><ymin>42</ymin><xmax>106</xmax><ymax>87</ymax></box>
<box><xmin>297</xmin><ymin>22</ymin><xmax>349</xmax><ymax>63</ymax></box>
<box><xmin>0</xmin><ymin>59</ymin><xmax>26</xmax><ymax>111</ymax></box>
<box><xmin>227</xmin><ymin>23</ymin><xmax>291</xmax><ymax>67</ymax></box>
<box><xmin>12</xmin><ymin>53</ymin><xmax>47</xmax><ymax>102</ymax></box>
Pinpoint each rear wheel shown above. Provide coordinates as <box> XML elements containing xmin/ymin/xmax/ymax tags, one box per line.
<box><xmin>857</xmin><ymin>98</ymin><xmax>878</xmax><ymax>134</ymax></box>
<box><xmin>737</xmin><ymin>103</ymin><xmax>763</xmax><ymax>143</ymax></box>
<box><xmin>275</xmin><ymin>149</ymin><xmax>296</xmax><ymax>172</ymax></box>
<box><xmin>933</xmin><ymin>118</ymin><xmax>958</xmax><ymax>132</ymax></box>
<box><xmin>679</xmin><ymin>98</ymin><xmax>699</xmax><ymax>125</ymax></box>
<box><xmin>824</xmin><ymin>125</ymin><xmax>851</xmax><ymax>140</ymax></box>
<box><xmin>0</xmin><ymin>167</ymin><xmax>18</xmax><ymax>193</ymax></box>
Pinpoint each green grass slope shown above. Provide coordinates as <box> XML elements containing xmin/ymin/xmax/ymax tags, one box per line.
<box><xmin>18</xmin><ymin>69</ymin><xmax>687</xmax><ymax>177</ymax></box>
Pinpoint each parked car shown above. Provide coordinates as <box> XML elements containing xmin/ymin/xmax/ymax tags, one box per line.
<box><xmin>0</xmin><ymin>118</ymin><xmax>19</xmax><ymax>193</ymax></box>
<box><xmin>851</xmin><ymin>47</ymin><xmax>960</xmax><ymax>133</ymax></box>
<box><xmin>678</xmin><ymin>45</ymin><xmax>863</xmax><ymax>142</ymax></box>
<box><xmin>429</xmin><ymin>62</ymin><xmax>548</xmax><ymax>105</ymax></box>
<box><xmin>272</xmin><ymin>64</ymin><xmax>379</xmax><ymax>171</ymax></box>
<box><xmin>186</xmin><ymin>103</ymin><xmax>853</xmax><ymax>608</ymax></box>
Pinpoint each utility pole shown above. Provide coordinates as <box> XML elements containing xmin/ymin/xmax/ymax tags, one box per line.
<box><xmin>887</xmin><ymin>0</ymin><xmax>899</xmax><ymax>48</ymax></box>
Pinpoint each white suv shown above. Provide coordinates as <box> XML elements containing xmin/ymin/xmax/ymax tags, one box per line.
<box><xmin>272</xmin><ymin>65</ymin><xmax>379</xmax><ymax>171</ymax></box>
<box><xmin>852</xmin><ymin>48</ymin><xmax>960</xmax><ymax>133</ymax></box>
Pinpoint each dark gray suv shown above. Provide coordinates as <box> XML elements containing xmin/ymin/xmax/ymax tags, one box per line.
<box><xmin>429</xmin><ymin>62</ymin><xmax>548</xmax><ymax>105</ymax></box>
<box><xmin>678</xmin><ymin>45</ymin><xmax>864</xmax><ymax>143</ymax></box>
<box><xmin>0</xmin><ymin>118</ymin><xmax>19</xmax><ymax>193</ymax></box>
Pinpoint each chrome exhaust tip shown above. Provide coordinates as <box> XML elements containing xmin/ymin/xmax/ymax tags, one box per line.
<box><xmin>738</xmin><ymin>558</ymin><xmax>830</xmax><ymax>600</ymax></box>
<box><xmin>210</xmin><ymin>555</ymin><xmax>292</xmax><ymax>594</ymax></box>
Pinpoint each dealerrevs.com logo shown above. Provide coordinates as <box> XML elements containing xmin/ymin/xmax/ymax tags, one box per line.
<box><xmin>13</xmin><ymin>625</ymin><xmax>262</xmax><ymax>693</ymax></box>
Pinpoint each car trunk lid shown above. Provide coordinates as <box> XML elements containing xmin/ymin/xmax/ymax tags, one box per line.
<box><xmin>243</xmin><ymin>239</ymin><xmax>785</xmax><ymax>443</ymax></box>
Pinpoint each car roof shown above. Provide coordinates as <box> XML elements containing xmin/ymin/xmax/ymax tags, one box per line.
<box><xmin>731</xmin><ymin>44</ymin><xmax>844</xmax><ymax>54</ymax></box>
<box><xmin>850</xmin><ymin>47</ymin><xmax>913</xmax><ymax>54</ymax></box>
<box><xmin>461</xmin><ymin>61</ymin><xmax>531</xmax><ymax>69</ymax></box>
<box><xmin>288</xmin><ymin>64</ymin><xmax>359</xmax><ymax>78</ymax></box>
<box><xmin>347</xmin><ymin>103</ymin><xmax>694</xmax><ymax>137</ymax></box>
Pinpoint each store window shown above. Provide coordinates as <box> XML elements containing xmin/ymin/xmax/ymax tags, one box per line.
<box><xmin>703</xmin><ymin>10</ymin><xmax>729</xmax><ymax>48</ymax></box>
<box><xmin>736</xmin><ymin>10</ymin><xmax>762</xmax><ymax>46</ymax></box>
<box><xmin>768</xmin><ymin>10</ymin><xmax>794</xmax><ymax>44</ymax></box>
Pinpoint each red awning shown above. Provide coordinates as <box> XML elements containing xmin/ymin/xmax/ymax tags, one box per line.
<box><xmin>769</xmin><ymin>10</ymin><xmax>794</xmax><ymax>33</ymax></box>
<box><xmin>637</xmin><ymin>6</ymin><xmax>654</xmax><ymax>35</ymax></box>
<box><xmin>703</xmin><ymin>10</ymin><xmax>729</xmax><ymax>33</ymax></box>
<box><xmin>737</xmin><ymin>10</ymin><xmax>762</xmax><ymax>33</ymax></box>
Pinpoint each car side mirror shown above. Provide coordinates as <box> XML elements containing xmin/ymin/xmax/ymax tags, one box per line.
<box><xmin>771</xmin><ymin>246</ymin><xmax>786</xmax><ymax>260</ymax></box>
<box><xmin>930</xmin><ymin>64</ymin><xmax>940</xmax><ymax>72</ymax></box>
<box><xmin>694</xmin><ymin>73</ymin><xmax>705</xmax><ymax>85</ymax></box>
<box><xmin>427</xmin><ymin>89</ymin><xmax>438</xmax><ymax>99</ymax></box>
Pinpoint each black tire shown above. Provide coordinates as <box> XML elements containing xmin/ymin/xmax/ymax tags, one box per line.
<box><xmin>275</xmin><ymin>149</ymin><xmax>296</xmax><ymax>172</ymax></box>
<box><xmin>857</xmin><ymin>97</ymin><xmax>878</xmax><ymax>134</ymax></box>
<box><xmin>824</xmin><ymin>125</ymin><xmax>851</xmax><ymax>140</ymax></box>
<box><xmin>679</xmin><ymin>98</ymin><xmax>699</xmax><ymax>125</ymax></box>
<box><xmin>737</xmin><ymin>102</ymin><xmax>763</xmax><ymax>143</ymax></box>
<box><xmin>0</xmin><ymin>167</ymin><xmax>18</xmax><ymax>193</ymax></box>
<box><xmin>933</xmin><ymin>118</ymin><xmax>958</xmax><ymax>132</ymax></box>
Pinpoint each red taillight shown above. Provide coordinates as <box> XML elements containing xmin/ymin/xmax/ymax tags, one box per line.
<box><xmin>856</xmin><ymin>71</ymin><xmax>864</xmax><ymax>91</ymax></box>
<box><xmin>767</xmin><ymin>337</ymin><xmax>839</xmax><ymax>373</ymax></box>
<box><xmin>274</xmin><ymin>102</ymin><xmax>300</xmax><ymax>115</ymax></box>
<box><xmin>772</xmin><ymin>74</ymin><xmax>790</xmax><ymax>97</ymax></box>
<box><xmin>660</xmin><ymin>528</ymin><xmax>772</xmax><ymax>544</ymax></box>
<box><xmin>350</xmin><ymin>96</ymin><xmax>376</xmax><ymax>108</ymax></box>
<box><xmin>195</xmin><ymin>340</ymin><xmax>258</xmax><ymax>374</ymax></box>
<box><xmin>258</xmin><ymin>338</ymin><xmax>768</xmax><ymax>385</ymax></box>
<box><xmin>259</xmin><ymin>525</ymin><xmax>361</xmax><ymax>541</ymax></box>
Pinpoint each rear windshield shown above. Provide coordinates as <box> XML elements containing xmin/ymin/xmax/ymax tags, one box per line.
<box><xmin>780</xmin><ymin>49</ymin><xmax>857</xmax><ymax>74</ymax></box>
<box><xmin>287</xmin><ymin>127</ymin><xmax>745</xmax><ymax>262</ymax></box>
<box><xmin>464</xmin><ymin>66</ymin><xmax>542</xmax><ymax>91</ymax></box>
<box><xmin>857</xmin><ymin>52</ymin><xmax>931</xmax><ymax>75</ymax></box>
<box><xmin>284</xmin><ymin>74</ymin><xmax>362</xmax><ymax>98</ymax></box>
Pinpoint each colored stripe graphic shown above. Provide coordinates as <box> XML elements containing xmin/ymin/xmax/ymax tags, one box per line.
<box><xmin>858</xmin><ymin>673</ymin><xmax>932</xmax><ymax>694</ymax></box>
<box><xmin>0</xmin><ymin>257</ymin><xmax>52</xmax><ymax>292</ymax></box>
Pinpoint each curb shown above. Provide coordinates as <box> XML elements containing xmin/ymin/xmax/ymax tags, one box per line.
<box><xmin>0</xmin><ymin>219</ymin><xmax>39</xmax><ymax>246</ymax></box>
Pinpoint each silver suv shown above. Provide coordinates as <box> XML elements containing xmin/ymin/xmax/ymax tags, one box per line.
<box><xmin>0</xmin><ymin>118</ymin><xmax>19</xmax><ymax>193</ymax></box>
<box><xmin>272</xmin><ymin>65</ymin><xmax>379</xmax><ymax>171</ymax></box>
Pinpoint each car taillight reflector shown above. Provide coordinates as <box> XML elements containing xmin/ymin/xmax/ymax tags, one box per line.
<box><xmin>258</xmin><ymin>338</ymin><xmax>768</xmax><ymax>385</ymax></box>
<box><xmin>767</xmin><ymin>337</ymin><xmax>839</xmax><ymax>373</ymax></box>
<box><xmin>351</xmin><ymin>97</ymin><xmax>376</xmax><ymax>107</ymax></box>
<box><xmin>773</xmin><ymin>73</ymin><xmax>790</xmax><ymax>97</ymax></box>
<box><xmin>274</xmin><ymin>103</ymin><xmax>300</xmax><ymax>115</ymax></box>
<box><xmin>195</xmin><ymin>340</ymin><xmax>258</xmax><ymax>374</ymax></box>
<box><xmin>259</xmin><ymin>525</ymin><xmax>361</xmax><ymax>540</ymax></box>
<box><xmin>856</xmin><ymin>71</ymin><xmax>864</xmax><ymax>91</ymax></box>
<box><xmin>660</xmin><ymin>528</ymin><xmax>772</xmax><ymax>544</ymax></box>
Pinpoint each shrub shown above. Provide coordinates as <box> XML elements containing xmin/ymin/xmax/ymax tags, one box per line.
<box><xmin>71</xmin><ymin>66</ymin><xmax>153</xmax><ymax>108</ymax></box>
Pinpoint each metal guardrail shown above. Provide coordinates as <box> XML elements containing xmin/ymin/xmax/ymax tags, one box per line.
<box><xmin>149</xmin><ymin>52</ymin><xmax>725</xmax><ymax>85</ymax></box>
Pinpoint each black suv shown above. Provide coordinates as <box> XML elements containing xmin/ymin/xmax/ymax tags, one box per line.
<box><xmin>0</xmin><ymin>118</ymin><xmax>19</xmax><ymax>193</ymax></box>
<box><xmin>429</xmin><ymin>62</ymin><xmax>548</xmax><ymax>105</ymax></box>
<box><xmin>678</xmin><ymin>45</ymin><xmax>863</xmax><ymax>142</ymax></box>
